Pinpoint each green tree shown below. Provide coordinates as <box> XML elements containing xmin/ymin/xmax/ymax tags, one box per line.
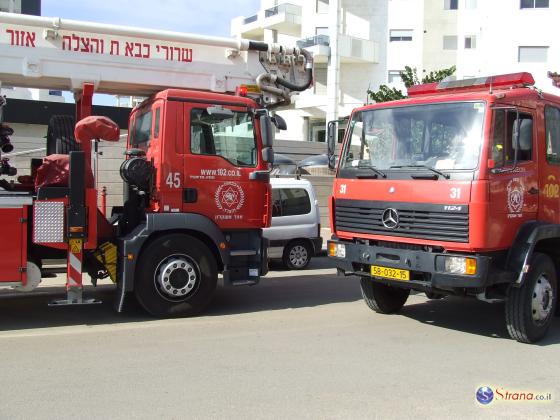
<box><xmin>367</xmin><ymin>65</ymin><xmax>457</xmax><ymax>103</ymax></box>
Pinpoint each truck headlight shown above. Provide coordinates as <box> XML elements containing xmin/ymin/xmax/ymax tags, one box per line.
<box><xmin>328</xmin><ymin>242</ymin><xmax>346</xmax><ymax>258</ymax></box>
<box><xmin>444</xmin><ymin>256</ymin><xmax>477</xmax><ymax>275</ymax></box>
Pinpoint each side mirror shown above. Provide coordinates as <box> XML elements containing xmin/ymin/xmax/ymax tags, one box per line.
<box><xmin>262</xmin><ymin>147</ymin><xmax>274</xmax><ymax>163</ymax></box>
<box><xmin>271</xmin><ymin>114</ymin><xmax>287</xmax><ymax>130</ymax></box>
<box><xmin>327</xmin><ymin>120</ymin><xmax>337</xmax><ymax>170</ymax></box>
<box><xmin>260</xmin><ymin>114</ymin><xmax>274</xmax><ymax>147</ymax></box>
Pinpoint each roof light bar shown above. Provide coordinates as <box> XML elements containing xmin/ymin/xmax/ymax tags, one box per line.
<box><xmin>407</xmin><ymin>72</ymin><xmax>535</xmax><ymax>96</ymax></box>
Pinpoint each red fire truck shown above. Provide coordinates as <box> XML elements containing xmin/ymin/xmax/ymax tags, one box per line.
<box><xmin>327</xmin><ymin>72</ymin><xmax>559</xmax><ymax>343</ymax></box>
<box><xmin>0</xmin><ymin>12</ymin><xmax>313</xmax><ymax>316</ymax></box>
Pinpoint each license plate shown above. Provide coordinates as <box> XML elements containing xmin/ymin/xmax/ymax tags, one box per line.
<box><xmin>370</xmin><ymin>265</ymin><xmax>410</xmax><ymax>281</ymax></box>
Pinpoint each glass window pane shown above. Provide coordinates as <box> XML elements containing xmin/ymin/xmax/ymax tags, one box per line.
<box><xmin>190</xmin><ymin>109</ymin><xmax>257</xmax><ymax>167</ymax></box>
<box><xmin>546</xmin><ymin>106</ymin><xmax>560</xmax><ymax>163</ymax></box>
<box><xmin>390</xmin><ymin>29</ymin><xmax>413</xmax><ymax>41</ymax></box>
<box><xmin>520</xmin><ymin>0</ymin><xmax>534</xmax><ymax>7</ymax></box>
<box><xmin>272</xmin><ymin>189</ymin><xmax>282</xmax><ymax>217</ymax></box>
<box><xmin>518</xmin><ymin>46</ymin><xmax>548</xmax><ymax>62</ymax></box>
<box><xmin>535</xmin><ymin>0</ymin><xmax>548</xmax><ymax>7</ymax></box>
<box><xmin>130</xmin><ymin>109</ymin><xmax>153</xmax><ymax>147</ymax></box>
<box><xmin>443</xmin><ymin>35</ymin><xmax>458</xmax><ymax>50</ymax></box>
<box><xmin>153</xmin><ymin>107</ymin><xmax>161</xmax><ymax>138</ymax></box>
<box><xmin>388</xmin><ymin>70</ymin><xmax>403</xmax><ymax>83</ymax></box>
<box><xmin>340</xmin><ymin>102</ymin><xmax>486</xmax><ymax>171</ymax></box>
<box><xmin>464</xmin><ymin>35</ymin><xmax>476</xmax><ymax>49</ymax></box>
<box><xmin>280</xmin><ymin>189</ymin><xmax>311</xmax><ymax>216</ymax></box>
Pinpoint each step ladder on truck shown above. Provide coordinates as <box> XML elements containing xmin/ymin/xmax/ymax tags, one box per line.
<box><xmin>0</xmin><ymin>12</ymin><xmax>314</xmax><ymax>316</ymax></box>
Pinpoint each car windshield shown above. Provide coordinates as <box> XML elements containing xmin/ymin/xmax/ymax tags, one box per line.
<box><xmin>340</xmin><ymin>102</ymin><xmax>486</xmax><ymax>172</ymax></box>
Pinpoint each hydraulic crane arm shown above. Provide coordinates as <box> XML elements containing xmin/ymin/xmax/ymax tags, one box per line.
<box><xmin>0</xmin><ymin>12</ymin><xmax>313</xmax><ymax>107</ymax></box>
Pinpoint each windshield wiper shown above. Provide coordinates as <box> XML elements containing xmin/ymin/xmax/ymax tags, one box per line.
<box><xmin>389</xmin><ymin>165</ymin><xmax>450</xmax><ymax>179</ymax></box>
<box><xmin>357</xmin><ymin>163</ymin><xmax>387</xmax><ymax>178</ymax></box>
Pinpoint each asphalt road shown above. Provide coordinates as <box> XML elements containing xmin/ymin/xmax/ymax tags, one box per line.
<box><xmin>0</xmin><ymin>257</ymin><xmax>558</xmax><ymax>419</ymax></box>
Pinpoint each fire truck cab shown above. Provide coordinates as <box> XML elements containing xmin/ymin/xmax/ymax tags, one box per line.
<box><xmin>328</xmin><ymin>72</ymin><xmax>559</xmax><ymax>343</ymax></box>
<box><xmin>0</xmin><ymin>12</ymin><xmax>313</xmax><ymax>317</ymax></box>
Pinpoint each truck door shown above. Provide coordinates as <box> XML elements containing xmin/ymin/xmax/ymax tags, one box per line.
<box><xmin>538</xmin><ymin>104</ymin><xmax>560</xmax><ymax>222</ymax></box>
<box><xmin>488</xmin><ymin>107</ymin><xmax>538</xmax><ymax>247</ymax></box>
<box><xmin>180</xmin><ymin>103</ymin><xmax>268</xmax><ymax>229</ymax></box>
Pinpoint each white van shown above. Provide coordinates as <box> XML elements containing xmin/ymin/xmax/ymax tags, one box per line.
<box><xmin>264</xmin><ymin>178</ymin><xmax>323</xmax><ymax>269</ymax></box>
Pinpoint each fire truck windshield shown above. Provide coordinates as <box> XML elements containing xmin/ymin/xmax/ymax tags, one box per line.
<box><xmin>340</xmin><ymin>101</ymin><xmax>486</xmax><ymax>174</ymax></box>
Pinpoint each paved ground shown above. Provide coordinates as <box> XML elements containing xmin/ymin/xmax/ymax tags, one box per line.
<box><xmin>0</xmin><ymin>257</ymin><xmax>558</xmax><ymax>419</ymax></box>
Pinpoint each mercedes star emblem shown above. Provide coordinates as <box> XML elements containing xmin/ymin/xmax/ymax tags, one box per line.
<box><xmin>381</xmin><ymin>208</ymin><xmax>399</xmax><ymax>229</ymax></box>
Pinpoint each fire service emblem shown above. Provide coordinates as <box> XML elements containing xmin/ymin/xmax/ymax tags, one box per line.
<box><xmin>215</xmin><ymin>182</ymin><xmax>245</xmax><ymax>214</ymax></box>
<box><xmin>507</xmin><ymin>178</ymin><xmax>524</xmax><ymax>214</ymax></box>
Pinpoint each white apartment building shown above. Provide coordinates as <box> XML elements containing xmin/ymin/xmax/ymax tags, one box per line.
<box><xmin>232</xmin><ymin>0</ymin><xmax>385</xmax><ymax>143</ymax></box>
<box><xmin>232</xmin><ymin>0</ymin><xmax>560</xmax><ymax>142</ymax></box>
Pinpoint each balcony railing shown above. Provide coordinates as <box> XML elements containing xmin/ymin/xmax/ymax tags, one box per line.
<box><xmin>243</xmin><ymin>14</ymin><xmax>258</xmax><ymax>24</ymax></box>
<box><xmin>297</xmin><ymin>35</ymin><xmax>330</xmax><ymax>49</ymax></box>
<box><xmin>264</xmin><ymin>3</ymin><xmax>300</xmax><ymax>18</ymax></box>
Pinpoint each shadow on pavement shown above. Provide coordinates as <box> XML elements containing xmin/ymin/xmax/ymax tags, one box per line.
<box><xmin>0</xmin><ymin>257</ymin><xmax>360</xmax><ymax>332</ymax></box>
<box><xmin>400</xmin><ymin>296</ymin><xmax>560</xmax><ymax>346</ymax></box>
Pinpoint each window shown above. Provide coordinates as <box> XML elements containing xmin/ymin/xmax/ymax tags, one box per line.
<box><xmin>444</xmin><ymin>0</ymin><xmax>458</xmax><ymax>10</ymax></box>
<box><xmin>130</xmin><ymin>109</ymin><xmax>153</xmax><ymax>147</ymax></box>
<box><xmin>464</xmin><ymin>35</ymin><xmax>476</xmax><ymax>49</ymax></box>
<box><xmin>190</xmin><ymin>109</ymin><xmax>256</xmax><ymax>167</ymax></box>
<box><xmin>272</xmin><ymin>188</ymin><xmax>311</xmax><ymax>217</ymax></box>
<box><xmin>443</xmin><ymin>35</ymin><xmax>458</xmax><ymax>50</ymax></box>
<box><xmin>315</xmin><ymin>27</ymin><xmax>329</xmax><ymax>36</ymax></box>
<box><xmin>389</xmin><ymin>29</ymin><xmax>413</xmax><ymax>42</ymax></box>
<box><xmin>521</xmin><ymin>0</ymin><xmax>549</xmax><ymax>8</ymax></box>
<box><xmin>492</xmin><ymin>110</ymin><xmax>533</xmax><ymax>166</ymax></box>
<box><xmin>518</xmin><ymin>46</ymin><xmax>548</xmax><ymax>62</ymax></box>
<box><xmin>340</xmin><ymin>102</ymin><xmax>486</xmax><ymax>172</ymax></box>
<box><xmin>388</xmin><ymin>70</ymin><xmax>403</xmax><ymax>84</ymax></box>
<box><xmin>316</xmin><ymin>0</ymin><xmax>329</xmax><ymax>13</ymax></box>
<box><xmin>465</xmin><ymin>0</ymin><xmax>477</xmax><ymax>9</ymax></box>
<box><xmin>309</xmin><ymin>120</ymin><xmax>326</xmax><ymax>142</ymax></box>
<box><xmin>153</xmin><ymin>108</ymin><xmax>161</xmax><ymax>139</ymax></box>
<box><xmin>545</xmin><ymin>106</ymin><xmax>560</xmax><ymax>164</ymax></box>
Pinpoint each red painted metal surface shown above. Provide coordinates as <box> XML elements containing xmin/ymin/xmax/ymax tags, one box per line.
<box><xmin>332</xmin><ymin>73</ymin><xmax>560</xmax><ymax>254</ymax></box>
<box><xmin>0</xmin><ymin>206</ymin><xmax>26</xmax><ymax>283</ymax></box>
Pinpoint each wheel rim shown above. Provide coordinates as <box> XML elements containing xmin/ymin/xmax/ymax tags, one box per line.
<box><xmin>531</xmin><ymin>274</ymin><xmax>554</xmax><ymax>324</ymax></box>
<box><xmin>289</xmin><ymin>245</ymin><xmax>308</xmax><ymax>268</ymax></box>
<box><xmin>154</xmin><ymin>254</ymin><xmax>199</xmax><ymax>301</ymax></box>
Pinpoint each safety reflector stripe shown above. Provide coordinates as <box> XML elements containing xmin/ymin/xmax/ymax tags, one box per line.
<box><xmin>69</xmin><ymin>252</ymin><xmax>82</xmax><ymax>274</ymax></box>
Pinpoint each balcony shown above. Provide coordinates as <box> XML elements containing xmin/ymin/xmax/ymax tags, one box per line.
<box><xmin>231</xmin><ymin>3</ymin><xmax>302</xmax><ymax>39</ymax></box>
<box><xmin>297</xmin><ymin>35</ymin><xmax>330</xmax><ymax>64</ymax></box>
<box><xmin>338</xmin><ymin>35</ymin><xmax>378</xmax><ymax>63</ymax></box>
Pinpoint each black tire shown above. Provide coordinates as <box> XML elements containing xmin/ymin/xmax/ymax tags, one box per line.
<box><xmin>134</xmin><ymin>234</ymin><xmax>218</xmax><ymax>317</ymax></box>
<box><xmin>46</xmin><ymin>115</ymin><xmax>79</xmax><ymax>155</ymax></box>
<box><xmin>282</xmin><ymin>240</ymin><xmax>312</xmax><ymax>270</ymax></box>
<box><xmin>505</xmin><ymin>252</ymin><xmax>557</xmax><ymax>344</ymax></box>
<box><xmin>360</xmin><ymin>278</ymin><xmax>410</xmax><ymax>314</ymax></box>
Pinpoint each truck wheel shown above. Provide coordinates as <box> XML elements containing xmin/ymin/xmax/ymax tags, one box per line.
<box><xmin>134</xmin><ymin>234</ymin><xmax>218</xmax><ymax>317</ymax></box>
<box><xmin>282</xmin><ymin>240</ymin><xmax>311</xmax><ymax>270</ymax></box>
<box><xmin>46</xmin><ymin>115</ymin><xmax>79</xmax><ymax>155</ymax></box>
<box><xmin>505</xmin><ymin>252</ymin><xmax>558</xmax><ymax>344</ymax></box>
<box><xmin>360</xmin><ymin>278</ymin><xmax>410</xmax><ymax>314</ymax></box>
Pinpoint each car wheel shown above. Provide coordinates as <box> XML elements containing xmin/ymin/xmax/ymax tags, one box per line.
<box><xmin>134</xmin><ymin>234</ymin><xmax>217</xmax><ymax>317</ymax></box>
<box><xmin>282</xmin><ymin>240</ymin><xmax>312</xmax><ymax>270</ymax></box>
<box><xmin>505</xmin><ymin>252</ymin><xmax>557</xmax><ymax>344</ymax></box>
<box><xmin>360</xmin><ymin>278</ymin><xmax>410</xmax><ymax>314</ymax></box>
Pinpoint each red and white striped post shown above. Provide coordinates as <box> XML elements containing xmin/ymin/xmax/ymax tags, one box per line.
<box><xmin>66</xmin><ymin>239</ymin><xmax>84</xmax><ymax>302</ymax></box>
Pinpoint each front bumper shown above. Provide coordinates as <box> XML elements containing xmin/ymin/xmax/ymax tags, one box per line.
<box><xmin>328</xmin><ymin>239</ymin><xmax>514</xmax><ymax>290</ymax></box>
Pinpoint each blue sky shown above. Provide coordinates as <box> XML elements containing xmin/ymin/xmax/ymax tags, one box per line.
<box><xmin>41</xmin><ymin>0</ymin><xmax>261</xmax><ymax>104</ymax></box>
